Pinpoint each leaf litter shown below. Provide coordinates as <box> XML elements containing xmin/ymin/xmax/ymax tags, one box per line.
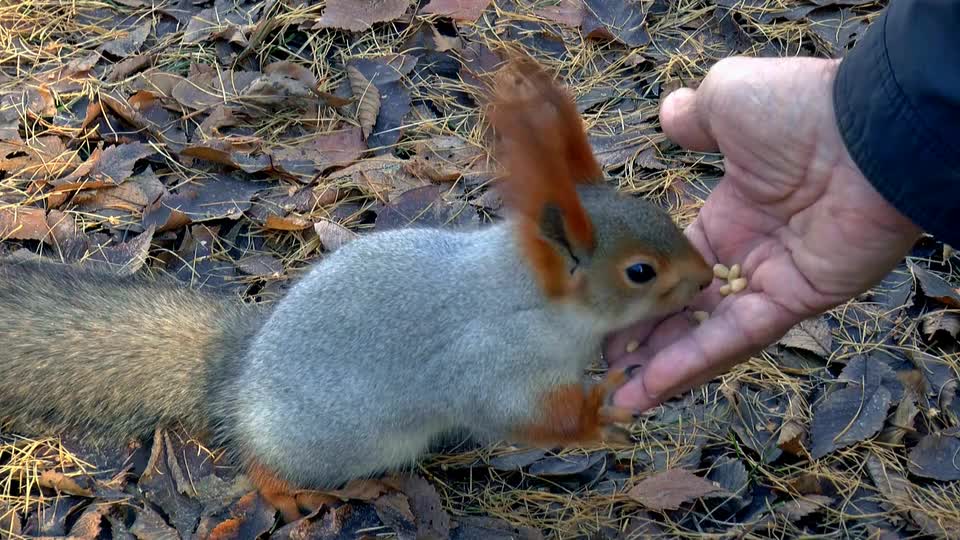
<box><xmin>1</xmin><ymin>0</ymin><xmax>959</xmax><ymax>538</ymax></box>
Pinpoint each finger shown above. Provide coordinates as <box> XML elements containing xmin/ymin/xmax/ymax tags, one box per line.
<box><xmin>607</xmin><ymin>313</ymin><xmax>696</xmax><ymax>369</ymax></box>
<box><xmin>612</xmin><ymin>293</ymin><xmax>794</xmax><ymax>411</ymax></box>
<box><xmin>660</xmin><ymin>87</ymin><xmax>719</xmax><ymax>153</ymax></box>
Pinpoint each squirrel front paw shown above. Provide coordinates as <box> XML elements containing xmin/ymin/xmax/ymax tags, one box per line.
<box><xmin>512</xmin><ymin>367</ymin><xmax>638</xmax><ymax>447</ymax></box>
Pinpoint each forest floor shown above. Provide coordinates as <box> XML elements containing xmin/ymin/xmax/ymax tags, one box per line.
<box><xmin>1</xmin><ymin>0</ymin><xmax>959</xmax><ymax>538</ymax></box>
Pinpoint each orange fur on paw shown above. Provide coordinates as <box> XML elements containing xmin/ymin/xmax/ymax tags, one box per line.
<box><xmin>247</xmin><ymin>461</ymin><xmax>302</xmax><ymax>524</ymax></box>
<box><xmin>512</xmin><ymin>368</ymin><xmax>635</xmax><ymax>447</ymax></box>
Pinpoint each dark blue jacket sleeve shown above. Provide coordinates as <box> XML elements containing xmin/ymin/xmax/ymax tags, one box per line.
<box><xmin>833</xmin><ymin>0</ymin><xmax>960</xmax><ymax>246</ymax></box>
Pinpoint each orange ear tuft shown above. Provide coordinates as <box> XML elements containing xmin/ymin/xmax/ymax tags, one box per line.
<box><xmin>485</xmin><ymin>53</ymin><xmax>603</xmax><ymax>298</ymax></box>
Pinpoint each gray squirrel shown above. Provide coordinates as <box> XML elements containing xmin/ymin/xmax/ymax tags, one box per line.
<box><xmin>0</xmin><ymin>55</ymin><xmax>713</xmax><ymax>521</ymax></box>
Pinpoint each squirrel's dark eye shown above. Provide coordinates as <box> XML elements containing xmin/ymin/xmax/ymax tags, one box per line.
<box><xmin>625</xmin><ymin>262</ymin><xmax>656</xmax><ymax>284</ymax></box>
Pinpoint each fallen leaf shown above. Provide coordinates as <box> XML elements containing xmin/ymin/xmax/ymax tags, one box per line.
<box><xmin>347</xmin><ymin>65</ymin><xmax>381</xmax><ymax>139</ymax></box>
<box><xmin>77</xmin><ymin>142</ymin><xmax>155</xmax><ymax>185</ymax></box>
<box><xmin>773</xmin><ymin>494</ymin><xmax>833</xmax><ymax>521</ymax></box>
<box><xmin>263</xmin><ymin>214</ymin><xmax>313</xmax><ymax>231</ymax></box>
<box><xmin>314</xmin><ymin>219</ymin><xmax>357</xmax><ymax>251</ymax></box>
<box><xmin>778</xmin><ymin>393</ymin><xmax>809</xmax><ymax>457</ymax></box>
<box><xmin>106</xmin><ymin>54</ymin><xmax>154</xmax><ymax>82</ymax></box>
<box><xmin>0</xmin><ymin>207</ymin><xmax>48</xmax><ymax>241</ymax></box>
<box><xmin>374</xmin><ymin>492</ymin><xmax>416</xmax><ymax>534</ymax></box>
<box><xmin>100</xmin><ymin>19</ymin><xmax>152</xmax><ymax>57</ymax></box>
<box><xmin>921</xmin><ymin>310</ymin><xmax>960</xmax><ymax>340</ymax></box>
<box><xmin>37</xmin><ymin>470</ymin><xmax>94</xmax><ymax>497</ymax></box>
<box><xmin>451</xmin><ymin>516</ymin><xmax>544</xmax><ymax>540</ymax></box>
<box><xmin>346</xmin><ymin>55</ymin><xmax>416</xmax><ymax>150</ymax></box>
<box><xmin>375</xmin><ymin>184</ymin><xmax>475</xmax><ymax>230</ymax></box>
<box><xmin>528</xmin><ymin>452</ymin><xmax>605</xmax><ymax>477</ymax></box>
<box><xmin>582</xmin><ymin>0</ymin><xmax>650</xmax><ymax>47</ymax></box>
<box><xmin>706</xmin><ymin>457</ymin><xmax>750</xmax><ymax>512</ymax></box>
<box><xmin>183</xmin><ymin>6</ymin><xmax>249</xmax><ymax>44</ymax></box>
<box><xmin>237</xmin><ymin>254</ymin><xmax>283</xmax><ymax>277</ymax></box>
<box><xmin>878</xmin><ymin>395</ymin><xmax>919</xmax><ymax>446</ymax></box>
<box><xmin>838</xmin><ymin>355</ymin><xmax>904</xmax><ymax>403</ymax></box>
<box><xmin>421</xmin><ymin>0</ymin><xmax>492</xmax><ymax>22</ymax></box>
<box><xmin>316</xmin><ymin>478</ymin><xmax>393</xmax><ymax>502</ymax></box>
<box><xmin>627</xmin><ymin>468</ymin><xmax>728</xmax><ymax>511</ymax></box>
<box><xmin>910</xmin><ymin>260</ymin><xmax>960</xmax><ymax>308</ymax></box>
<box><xmin>779</xmin><ymin>316</ymin><xmax>833</xmax><ymax>357</ymax></box>
<box><xmin>0</xmin><ymin>135</ymin><xmax>78</xmax><ymax>179</ymax></box>
<box><xmin>810</xmin><ymin>384</ymin><xmax>892</xmax><ymax>459</ymax></box>
<box><xmin>865</xmin><ymin>453</ymin><xmax>956</xmax><ymax>538</ymax></box>
<box><xmin>729</xmin><ymin>388</ymin><xmax>785</xmax><ymax>463</ymax></box>
<box><xmin>398</xmin><ymin>475</ymin><xmax>450</xmax><ymax>540</ymax></box>
<box><xmin>79</xmin><ymin>225</ymin><xmax>155</xmax><ymax>276</ymax></box>
<box><xmin>314</xmin><ymin>0</ymin><xmax>411</xmax><ymax>31</ymax></box>
<box><xmin>488</xmin><ymin>448</ymin><xmax>548</xmax><ymax>471</ymax></box>
<box><xmin>536</xmin><ymin>0</ymin><xmax>584</xmax><ymax>26</ymax></box>
<box><xmin>404</xmin><ymin>136</ymin><xmax>482</xmax><ymax>182</ymax></box>
<box><xmin>142</xmin><ymin>174</ymin><xmax>265</xmax><ymax>232</ymax></box>
<box><xmin>907</xmin><ymin>431</ymin><xmax>960</xmax><ymax>481</ymax></box>
<box><xmin>67</xmin><ymin>504</ymin><xmax>106</xmax><ymax>539</ymax></box>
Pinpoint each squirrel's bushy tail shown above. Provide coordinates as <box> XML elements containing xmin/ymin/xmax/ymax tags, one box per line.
<box><xmin>0</xmin><ymin>260</ymin><xmax>262</xmax><ymax>444</ymax></box>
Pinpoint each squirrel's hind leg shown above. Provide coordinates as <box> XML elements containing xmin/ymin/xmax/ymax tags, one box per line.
<box><xmin>509</xmin><ymin>368</ymin><xmax>637</xmax><ymax>447</ymax></box>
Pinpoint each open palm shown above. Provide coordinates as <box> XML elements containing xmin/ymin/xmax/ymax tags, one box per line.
<box><xmin>606</xmin><ymin>56</ymin><xmax>921</xmax><ymax>411</ymax></box>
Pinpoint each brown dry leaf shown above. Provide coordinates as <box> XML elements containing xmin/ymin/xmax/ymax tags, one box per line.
<box><xmin>921</xmin><ymin>310</ymin><xmax>960</xmax><ymax>340</ymax></box>
<box><xmin>404</xmin><ymin>136</ymin><xmax>482</xmax><ymax>182</ymax></box>
<box><xmin>67</xmin><ymin>504</ymin><xmax>106</xmax><ymax>539</ymax></box>
<box><xmin>779</xmin><ymin>316</ymin><xmax>833</xmax><ymax>357</ymax></box>
<box><xmin>398</xmin><ymin>475</ymin><xmax>450</xmax><ymax>540</ymax></box>
<box><xmin>627</xmin><ymin>468</ymin><xmax>728</xmax><ymax>511</ymax></box>
<box><xmin>81</xmin><ymin>225</ymin><xmax>155</xmax><ymax>276</ymax></box>
<box><xmin>328</xmin><ymin>158</ymin><xmax>428</xmax><ymax>200</ymax></box>
<box><xmin>865</xmin><ymin>453</ymin><xmax>956</xmax><ymax>538</ymax></box>
<box><xmin>0</xmin><ymin>136</ymin><xmax>78</xmax><ymax>180</ymax></box>
<box><xmin>237</xmin><ymin>254</ymin><xmax>283</xmax><ymax>277</ymax></box>
<box><xmin>142</xmin><ymin>174</ymin><xmax>264</xmax><ymax>232</ymax></box>
<box><xmin>37</xmin><ymin>51</ymin><xmax>101</xmax><ymax>93</ymax></box>
<box><xmin>314</xmin><ymin>219</ymin><xmax>357</xmax><ymax>251</ymax></box>
<box><xmin>347</xmin><ymin>65</ymin><xmax>381</xmax><ymax>139</ymax></box>
<box><xmin>46</xmin><ymin>209</ymin><xmax>79</xmax><ymax>245</ymax></box>
<box><xmin>0</xmin><ymin>207</ymin><xmax>48</xmax><ymax>241</ymax></box>
<box><xmin>878</xmin><ymin>396</ymin><xmax>919</xmax><ymax>446</ymax></box>
<box><xmin>263</xmin><ymin>214</ymin><xmax>313</xmax><ymax>231</ymax></box>
<box><xmin>536</xmin><ymin>0</ymin><xmax>584</xmax><ymax>26</ymax></box>
<box><xmin>269</xmin><ymin>126</ymin><xmax>366</xmax><ymax>178</ymax></box>
<box><xmin>582</xmin><ymin>0</ymin><xmax>650</xmax><ymax>47</ymax></box>
<box><xmin>100</xmin><ymin>19</ymin><xmax>152</xmax><ymax>57</ymax></box>
<box><xmin>907</xmin><ymin>431</ymin><xmax>960</xmax><ymax>481</ymax></box>
<box><xmin>56</xmin><ymin>142</ymin><xmax>155</xmax><ymax>190</ymax></box>
<box><xmin>25</xmin><ymin>85</ymin><xmax>57</xmax><ymax>117</ymax></box>
<box><xmin>37</xmin><ymin>470</ymin><xmax>94</xmax><ymax>497</ymax></box>
<box><xmin>909</xmin><ymin>260</ymin><xmax>960</xmax><ymax>308</ymax></box>
<box><xmin>313</xmin><ymin>0</ymin><xmax>411</xmax><ymax>31</ymax></box>
<box><xmin>181</xmin><ymin>138</ymin><xmax>271</xmax><ymax>174</ymax></box>
<box><xmin>777</xmin><ymin>393</ymin><xmax>808</xmax><ymax>457</ymax></box>
<box><xmin>373</xmin><ymin>492</ymin><xmax>416</xmax><ymax>533</ymax></box>
<box><xmin>183</xmin><ymin>7</ymin><xmax>249</xmax><ymax>45</ymax></box>
<box><xmin>421</xmin><ymin>0</ymin><xmax>492</xmax><ymax>22</ymax></box>
<box><xmin>773</xmin><ymin>494</ymin><xmax>833</xmax><ymax>521</ymax></box>
<box><xmin>198</xmin><ymin>105</ymin><xmax>238</xmax><ymax>137</ymax></box>
<box><xmin>106</xmin><ymin>54</ymin><xmax>154</xmax><ymax>82</ymax></box>
<box><xmin>809</xmin><ymin>384</ymin><xmax>891</xmax><ymax>459</ymax></box>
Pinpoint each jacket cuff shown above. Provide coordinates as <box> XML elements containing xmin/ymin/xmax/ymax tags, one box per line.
<box><xmin>833</xmin><ymin>5</ymin><xmax>960</xmax><ymax>246</ymax></box>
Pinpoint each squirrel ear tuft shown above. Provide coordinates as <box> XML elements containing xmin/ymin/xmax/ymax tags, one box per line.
<box><xmin>485</xmin><ymin>52</ymin><xmax>602</xmax><ymax>298</ymax></box>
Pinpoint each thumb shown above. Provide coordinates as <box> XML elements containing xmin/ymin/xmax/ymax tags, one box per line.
<box><xmin>659</xmin><ymin>87</ymin><xmax>719</xmax><ymax>153</ymax></box>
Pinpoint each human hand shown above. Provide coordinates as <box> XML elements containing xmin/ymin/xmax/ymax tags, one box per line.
<box><xmin>606</xmin><ymin>56</ymin><xmax>922</xmax><ymax>411</ymax></box>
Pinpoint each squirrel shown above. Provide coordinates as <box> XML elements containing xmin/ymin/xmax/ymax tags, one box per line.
<box><xmin>0</xmin><ymin>54</ymin><xmax>713</xmax><ymax>522</ymax></box>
